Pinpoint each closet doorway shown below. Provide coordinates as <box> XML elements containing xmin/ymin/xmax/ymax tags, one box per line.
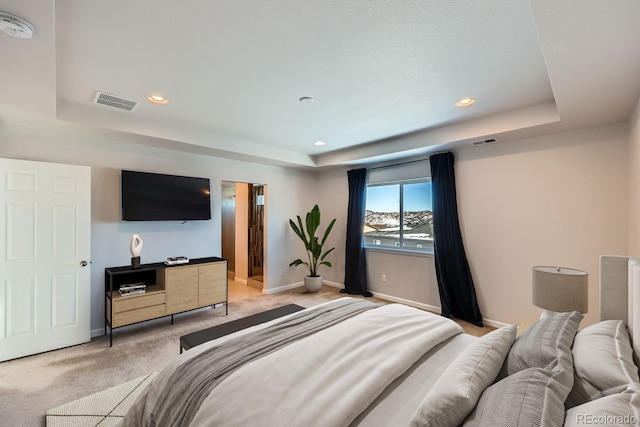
<box><xmin>221</xmin><ymin>181</ymin><xmax>266</xmax><ymax>300</ymax></box>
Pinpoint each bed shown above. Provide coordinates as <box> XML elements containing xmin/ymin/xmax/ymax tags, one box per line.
<box><xmin>118</xmin><ymin>256</ymin><xmax>640</xmax><ymax>427</ymax></box>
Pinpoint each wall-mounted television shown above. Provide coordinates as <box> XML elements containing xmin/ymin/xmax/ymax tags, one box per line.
<box><xmin>121</xmin><ymin>170</ymin><xmax>211</xmax><ymax>221</ymax></box>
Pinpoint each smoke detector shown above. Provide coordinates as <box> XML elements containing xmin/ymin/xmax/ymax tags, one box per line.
<box><xmin>0</xmin><ymin>12</ymin><xmax>35</xmax><ymax>39</ymax></box>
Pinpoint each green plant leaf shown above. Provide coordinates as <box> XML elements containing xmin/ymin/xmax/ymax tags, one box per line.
<box><xmin>289</xmin><ymin>219</ymin><xmax>306</xmax><ymax>244</ymax></box>
<box><xmin>310</xmin><ymin>237</ymin><xmax>321</xmax><ymax>256</ymax></box>
<box><xmin>320</xmin><ymin>247</ymin><xmax>335</xmax><ymax>261</ymax></box>
<box><xmin>288</xmin><ymin>205</ymin><xmax>336</xmax><ymax>278</ymax></box>
<box><xmin>295</xmin><ymin>215</ymin><xmax>310</xmax><ymax>247</ymax></box>
<box><xmin>320</xmin><ymin>218</ymin><xmax>336</xmax><ymax>245</ymax></box>
<box><xmin>306</xmin><ymin>205</ymin><xmax>320</xmax><ymax>240</ymax></box>
<box><xmin>289</xmin><ymin>259</ymin><xmax>311</xmax><ymax>273</ymax></box>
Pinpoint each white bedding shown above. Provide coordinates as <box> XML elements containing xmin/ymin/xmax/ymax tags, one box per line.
<box><xmin>351</xmin><ymin>333</ymin><xmax>477</xmax><ymax>426</ymax></box>
<box><xmin>119</xmin><ymin>299</ymin><xmax>464</xmax><ymax>427</ymax></box>
<box><xmin>117</xmin><ymin>271</ymin><xmax>640</xmax><ymax>427</ymax></box>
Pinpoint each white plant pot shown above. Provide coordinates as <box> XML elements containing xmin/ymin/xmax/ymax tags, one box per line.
<box><xmin>304</xmin><ymin>275</ymin><xmax>323</xmax><ymax>292</ymax></box>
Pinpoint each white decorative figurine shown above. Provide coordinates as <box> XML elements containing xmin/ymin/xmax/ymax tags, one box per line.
<box><xmin>130</xmin><ymin>234</ymin><xmax>143</xmax><ymax>268</ymax></box>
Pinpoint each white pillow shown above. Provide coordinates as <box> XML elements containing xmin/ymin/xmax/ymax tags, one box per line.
<box><xmin>564</xmin><ymin>382</ymin><xmax>640</xmax><ymax>427</ymax></box>
<box><xmin>463</xmin><ymin>367</ymin><xmax>568</xmax><ymax>427</ymax></box>
<box><xmin>567</xmin><ymin>320</ymin><xmax>640</xmax><ymax>407</ymax></box>
<box><xmin>409</xmin><ymin>325</ymin><xmax>516</xmax><ymax>427</ymax></box>
<box><xmin>501</xmin><ymin>310</ymin><xmax>582</xmax><ymax>377</ymax></box>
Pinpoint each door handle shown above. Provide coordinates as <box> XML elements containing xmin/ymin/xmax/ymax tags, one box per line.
<box><xmin>80</xmin><ymin>260</ymin><xmax>88</xmax><ymax>267</ymax></box>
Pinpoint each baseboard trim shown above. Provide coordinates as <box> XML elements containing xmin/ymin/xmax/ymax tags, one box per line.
<box><xmin>91</xmin><ymin>328</ymin><xmax>104</xmax><ymax>338</ymax></box>
<box><xmin>482</xmin><ymin>318</ymin><xmax>511</xmax><ymax>329</ymax></box>
<box><xmin>259</xmin><ymin>279</ymin><xmax>509</xmax><ymax>328</ymax></box>
<box><xmin>323</xmin><ymin>280</ymin><xmax>343</xmax><ymax>289</ymax></box>
<box><xmin>322</xmin><ymin>281</ymin><xmax>508</xmax><ymax>328</ymax></box>
<box><xmin>262</xmin><ymin>282</ymin><xmax>304</xmax><ymax>294</ymax></box>
<box><xmin>370</xmin><ymin>290</ymin><xmax>441</xmax><ymax>314</ymax></box>
<box><xmin>322</xmin><ymin>280</ymin><xmax>441</xmax><ymax>314</ymax></box>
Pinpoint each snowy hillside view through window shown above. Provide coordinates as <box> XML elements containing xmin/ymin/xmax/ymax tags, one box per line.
<box><xmin>364</xmin><ymin>181</ymin><xmax>433</xmax><ymax>252</ymax></box>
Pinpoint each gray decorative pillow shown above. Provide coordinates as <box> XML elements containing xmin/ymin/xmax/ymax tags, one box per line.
<box><xmin>567</xmin><ymin>320</ymin><xmax>640</xmax><ymax>407</ymax></box>
<box><xmin>564</xmin><ymin>382</ymin><xmax>640</xmax><ymax>427</ymax></box>
<box><xmin>501</xmin><ymin>310</ymin><xmax>583</xmax><ymax>376</ymax></box>
<box><xmin>409</xmin><ymin>325</ymin><xmax>517</xmax><ymax>427</ymax></box>
<box><xmin>463</xmin><ymin>367</ymin><xmax>567</xmax><ymax>427</ymax></box>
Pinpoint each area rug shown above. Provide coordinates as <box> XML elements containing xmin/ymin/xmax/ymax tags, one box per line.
<box><xmin>46</xmin><ymin>372</ymin><xmax>158</xmax><ymax>427</ymax></box>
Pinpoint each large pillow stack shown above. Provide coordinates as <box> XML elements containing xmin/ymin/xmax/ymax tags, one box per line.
<box><xmin>463</xmin><ymin>311</ymin><xmax>583</xmax><ymax>426</ymax></box>
<box><xmin>565</xmin><ymin>383</ymin><xmax>640</xmax><ymax>426</ymax></box>
<box><xmin>409</xmin><ymin>325</ymin><xmax>517</xmax><ymax>427</ymax></box>
<box><xmin>567</xmin><ymin>320</ymin><xmax>639</xmax><ymax>406</ymax></box>
<box><xmin>564</xmin><ymin>320</ymin><xmax>640</xmax><ymax>425</ymax></box>
<box><xmin>408</xmin><ymin>313</ymin><xmax>640</xmax><ymax>426</ymax></box>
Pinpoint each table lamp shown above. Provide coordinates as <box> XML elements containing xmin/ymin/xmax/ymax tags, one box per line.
<box><xmin>532</xmin><ymin>266</ymin><xmax>588</xmax><ymax>313</ymax></box>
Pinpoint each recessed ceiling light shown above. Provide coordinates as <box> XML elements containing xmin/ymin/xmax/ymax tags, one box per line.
<box><xmin>456</xmin><ymin>97</ymin><xmax>475</xmax><ymax>107</ymax></box>
<box><xmin>299</xmin><ymin>96</ymin><xmax>314</xmax><ymax>104</ymax></box>
<box><xmin>314</xmin><ymin>141</ymin><xmax>326</xmax><ymax>146</ymax></box>
<box><xmin>148</xmin><ymin>94</ymin><xmax>169</xmax><ymax>104</ymax></box>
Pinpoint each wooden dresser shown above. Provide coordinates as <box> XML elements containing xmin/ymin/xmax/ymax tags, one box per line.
<box><xmin>105</xmin><ymin>257</ymin><xmax>227</xmax><ymax>346</ymax></box>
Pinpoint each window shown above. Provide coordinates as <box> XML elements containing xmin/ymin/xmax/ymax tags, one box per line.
<box><xmin>364</xmin><ymin>180</ymin><xmax>433</xmax><ymax>253</ymax></box>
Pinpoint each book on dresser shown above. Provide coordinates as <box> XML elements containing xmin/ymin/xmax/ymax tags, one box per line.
<box><xmin>118</xmin><ymin>282</ymin><xmax>147</xmax><ymax>296</ymax></box>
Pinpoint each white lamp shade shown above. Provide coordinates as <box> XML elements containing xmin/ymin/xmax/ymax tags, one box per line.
<box><xmin>532</xmin><ymin>266</ymin><xmax>588</xmax><ymax>313</ymax></box>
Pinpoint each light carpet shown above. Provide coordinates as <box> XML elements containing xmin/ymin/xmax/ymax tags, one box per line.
<box><xmin>45</xmin><ymin>372</ymin><xmax>157</xmax><ymax>427</ymax></box>
<box><xmin>1</xmin><ymin>285</ymin><xmax>490</xmax><ymax>427</ymax></box>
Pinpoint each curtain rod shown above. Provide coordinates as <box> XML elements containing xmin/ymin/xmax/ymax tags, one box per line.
<box><xmin>366</xmin><ymin>157</ymin><xmax>429</xmax><ymax>171</ymax></box>
<box><xmin>365</xmin><ymin>150</ymin><xmax>450</xmax><ymax>171</ymax></box>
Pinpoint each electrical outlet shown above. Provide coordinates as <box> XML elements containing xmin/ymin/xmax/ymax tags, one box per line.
<box><xmin>381</xmin><ymin>274</ymin><xmax>387</xmax><ymax>283</ymax></box>
<box><xmin>278</xmin><ymin>269</ymin><xmax>283</xmax><ymax>277</ymax></box>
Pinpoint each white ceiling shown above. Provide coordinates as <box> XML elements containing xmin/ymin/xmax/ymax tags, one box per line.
<box><xmin>1</xmin><ymin>0</ymin><xmax>639</xmax><ymax>168</ymax></box>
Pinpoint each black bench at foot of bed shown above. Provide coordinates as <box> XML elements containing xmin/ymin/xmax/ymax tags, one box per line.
<box><xmin>179</xmin><ymin>304</ymin><xmax>306</xmax><ymax>353</ymax></box>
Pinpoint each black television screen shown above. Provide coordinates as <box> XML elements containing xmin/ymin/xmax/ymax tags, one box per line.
<box><xmin>121</xmin><ymin>170</ymin><xmax>211</xmax><ymax>221</ymax></box>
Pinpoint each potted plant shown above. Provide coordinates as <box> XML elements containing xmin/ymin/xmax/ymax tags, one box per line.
<box><xmin>289</xmin><ymin>204</ymin><xmax>336</xmax><ymax>292</ymax></box>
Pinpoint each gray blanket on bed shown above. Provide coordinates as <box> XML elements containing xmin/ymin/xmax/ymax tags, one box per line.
<box><xmin>146</xmin><ymin>298</ymin><xmax>378</xmax><ymax>427</ymax></box>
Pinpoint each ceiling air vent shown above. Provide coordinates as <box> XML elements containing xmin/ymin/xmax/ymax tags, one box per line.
<box><xmin>93</xmin><ymin>91</ymin><xmax>138</xmax><ymax>111</ymax></box>
<box><xmin>471</xmin><ymin>138</ymin><xmax>498</xmax><ymax>146</ymax></box>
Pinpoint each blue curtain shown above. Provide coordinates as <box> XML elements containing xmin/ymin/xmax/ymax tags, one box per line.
<box><xmin>430</xmin><ymin>152</ymin><xmax>483</xmax><ymax>326</ymax></box>
<box><xmin>342</xmin><ymin>168</ymin><xmax>372</xmax><ymax>296</ymax></box>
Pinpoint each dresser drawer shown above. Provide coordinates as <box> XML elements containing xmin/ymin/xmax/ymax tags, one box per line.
<box><xmin>113</xmin><ymin>292</ymin><xmax>166</xmax><ymax>314</ymax></box>
<box><xmin>112</xmin><ymin>304</ymin><xmax>167</xmax><ymax>328</ymax></box>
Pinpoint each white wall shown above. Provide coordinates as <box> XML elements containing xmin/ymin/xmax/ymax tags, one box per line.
<box><xmin>628</xmin><ymin>97</ymin><xmax>640</xmax><ymax>255</ymax></box>
<box><xmin>317</xmin><ymin>123</ymin><xmax>629</xmax><ymax>326</ymax></box>
<box><xmin>456</xmin><ymin>124</ymin><xmax>628</xmax><ymax>326</ymax></box>
<box><xmin>0</xmin><ymin>117</ymin><xmax>317</xmax><ymax>333</ymax></box>
<box><xmin>313</xmin><ymin>167</ymin><xmax>349</xmax><ymax>284</ymax></box>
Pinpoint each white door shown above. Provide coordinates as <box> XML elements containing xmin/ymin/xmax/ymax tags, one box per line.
<box><xmin>0</xmin><ymin>158</ymin><xmax>91</xmax><ymax>362</ymax></box>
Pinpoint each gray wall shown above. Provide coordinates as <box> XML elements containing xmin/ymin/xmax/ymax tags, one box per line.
<box><xmin>0</xmin><ymin>116</ymin><xmax>317</xmax><ymax>334</ymax></box>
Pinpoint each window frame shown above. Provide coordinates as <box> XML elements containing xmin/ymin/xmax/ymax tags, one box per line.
<box><xmin>363</xmin><ymin>178</ymin><xmax>433</xmax><ymax>256</ymax></box>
